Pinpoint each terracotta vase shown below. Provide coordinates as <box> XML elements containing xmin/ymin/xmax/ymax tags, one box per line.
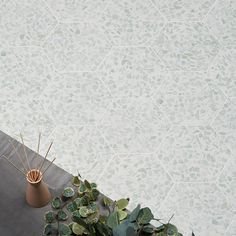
<box><xmin>26</xmin><ymin>169</ymin><xmax>52</xmax><ymax>208</ymax></box>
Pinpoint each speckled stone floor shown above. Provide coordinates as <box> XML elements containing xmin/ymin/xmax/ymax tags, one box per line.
<box><xmin>0</xmin><ymin>0</ymin><xmax>235</xmax><ymax>235</ymax></box>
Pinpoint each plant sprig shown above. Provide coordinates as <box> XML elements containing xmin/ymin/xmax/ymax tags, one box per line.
<box><xmin>43</xmin><ymin>175</ymin><xmax>183</xmax><ymax>236</ymax></box>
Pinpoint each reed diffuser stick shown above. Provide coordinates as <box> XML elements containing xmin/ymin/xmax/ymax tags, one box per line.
<box><xmin>37</xmin><ymin>133</ymin><xmax>41</xmax><ymax>156</ymax></box>
<box><xmin>2</xmin><ymin>155</ymin><xmax>26</xmax><ymax>176</ymax></box>
<box><xmin>20</xmin><ymin>133</ymin><xmax>31</xmax><ymax>171</ymax></box>
<box><xmin>38</xmin><ymin>141</ymin><xmax>53</xmax><ymax>172</ymax></box>
<box><xmin>9</xmin><ymin>140</ymin><xmax>28</xmax><ymax>172</ymax></box>
<box><xmin>42</xmin><ymin>157</ymin><xmax>56</xmax><ymax>175</ymax></box>
<box><xmin>32</xmin><ymin>132</ymin><xmax>41</xmax><ymax>169</ymax></box>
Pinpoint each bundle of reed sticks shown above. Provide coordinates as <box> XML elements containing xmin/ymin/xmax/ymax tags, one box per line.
<box><xmin>1</xmin><ymin>133</ymin><xmax>56</xmax><ymax>182</ymax></box>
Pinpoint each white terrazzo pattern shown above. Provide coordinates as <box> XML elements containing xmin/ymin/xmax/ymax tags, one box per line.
<box><xmin>0</xmin><ymin>0</ymin><xmax>235</xmax><ymax>235</ymax></box>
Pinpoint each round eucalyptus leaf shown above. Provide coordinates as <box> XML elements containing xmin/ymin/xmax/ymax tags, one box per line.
<box><xmin>75</xmin><ymin>196</ymin><xmax>89</xmax><ymax>207</ymax></box>
<box><xmin>72</xmin><ymin>223</ymin><xmax>86</xmax><ymax>235</ymax></box>
<box><xmin>156</xmin><ymin>225</ymin><xmax>165</xmax><ymax>233</ymax></box>
<box><xmin>96</xmin><ymin>222</ymin><xmax>110</xmax><ymax>235</ymax></box>
<box><xmin>73</xmin><ymin>210</ymin><xmax>81</xmax><ymax>221</ymax></box>
<box><xmin>103</xmin><ymin>196</ymin><xmax>113</xmax><ymax>206</ymax></box>
<box><xmin>67</xmin><ymin>201</ymin><xmax>77</xmax><ymax>212</ymax></box>
<box><xmin>166</xmin><ymin>224</ymin><xmax>178</xmax><ymax>235</ymax></box>
<box><xmin>118</xmin><ymin>210</ymin><xmax>128</xmax><ymax>221</ymax></box>
<box><xmin>88</xmin><ymin>202</ymin><xmax>98</xmax><ymax>213</ymax></box>
<box><xmin>57</xmin><ymin>210</ymin><xmax>68</xmax><ymax>221</ymax></box>
<box><xmin>44</xmin><ymin>211</ymin><xmax>55</xmax><ymax>223</ymax></box>
<box><xmin>156</xmin><ymin>232</ymin><xmax>165</xmax><ymax>236</ymax></box>
<box><xmin>69</xmin><ymin>222</ymin><xmax>74</xmax><ymax>230</ymax></box>
<box><xmin>142</xmin><ymin>224</ymin><xmax>154</xmax><ymax>234</ymax></box>
<box><xmin>78</xmin><ymin>183</ymin><xmax>86</xmax><ymax>193</ymax></box>
<box><xmin>51</xmin><ymin>197</ymin><xmax>62</xmax><ymax>209</ymax></box>
<box><xmin>137</xmin><ymin>207</ymin><xmax>154</xmax><ymax>224</ymax></box>
<box><xmin>90</xmin><ymin>183</ymin><xmax>97</xmax><ymax>189</ymax></box>
<box><xmin>99</xmin><ymin>215</ymin><xmax>107</xmax><ymax>224</ymax></box>
<box><xmin>79</xmin><ymin>206</ymin><xmax>90</xmax><ymax>217</ymax></box>
<box><xmin>58</xmin><ymin>223</ymin><xmax>72</xmax><ymax>235</ymax></box>
<box><xmin>62</xmin><ymin>187</ymin><xmax>75</xmax><ymax>198</ymax></box>
<box><xmin>84</xmin><ymin>180</ymin><xmax>91</xmax><ymax>190</ymax></box>
<box><xmin>133</xmin><ymin>222</ymin><xmax>139</xmax><ymax>231</ymax></box>
<box><xmin>43</xmin><ymin>224</ymin><xmax>53</xmax><ymax>235</ymax></box>
<box><xmin>117</xmin><ymin>198</ymin><xmax>129</xmax><ymax>210</ymax></box>
<box><xmin>91</xmin><ymin>189</ymin><xmax>99</xmax><ymax>200</ymax></box>
<box><xmin>80</xmin><ymin>195</ymin><xmax>89</xmax><ymax>206</ymax></box>
<box><xmin>74</xmin><ymin>197</ymin><xmax>81</xmax><ymax>207</ymax></box>
<box><xmin>72</xmin><ymin>176</ymin><xmax>80</xmax><ymax>187</ymax></box>
<box><xmin>84</xmin><ymin>211</ymin><xmax>99</xmax><ymax>224</ymax></box>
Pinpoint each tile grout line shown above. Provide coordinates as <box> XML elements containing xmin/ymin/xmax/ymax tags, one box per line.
<box><xmin>201</xmin><ymin>0</ymin><xmax>219</xmax><ymax>23</ymax></box>
<box><xmin>208</xmin><ymin>96</ymin><xmax>229</xmax><ymax>127</ymax></box>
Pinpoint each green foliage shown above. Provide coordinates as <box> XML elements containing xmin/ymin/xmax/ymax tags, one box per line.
<box><xmin>72</xmin><ymin>223</ymin><xmax>86</xmax><ymax>235</ymax></box>
<box><xmin>71</xmin><ymin>176</ymin><xmax>80</xmax><ymax>187</ymax></box>
<box><xmin>51</xmin><ymin>197</ymin><xmax>62</xmax><ymax>209</ymax></box>
<box><xmin>57</xmin><ymin>210</ymin><xmax>68</xmax><ymax>221</ymax></box>
<box><xmin>91</xmin><ymin>188</ymin><xmax>99</xmax><ymax>200</ymax></box>
<box><xmin>166</xmin><ymin>224</ymin><xmax>178</xmax><ymax>235</ymax></box>
<box><xmin>117</xmin><ymin>209</ymin><xmax>127</xmax><ymax>221</ymax></box>
<box><xmin>79</xmin><ymin>206</ymin><xmax>91</xmax><ymax>217</ymax></box>
<box><xmin>43</xmin><ymin>175</ymin><xmax>183</xmax><ymax>236</ymax></box>
<box><xmin>58</xmin><ymin>224</ymin><xmax>71</xmax><ymax>235</ymax></box>
<box><xmin>84</xmin><ymin>180</ymin><xmax>92</xmax><ymax>190</ymax></box>
<box><xmin>103</xmin><ymin>196</ymin><xmax>113</xmax><ymax>206</ymax></box>
<box><xmin>90</xmin><ymin>183</ymin><xmax>97</xmax><ymax>189</ymax></box>
<box><xmin>107</xmin><ymin>211</ymin><xmax>119</xmax><ymax>229</ymax></box>
<box><xmin>67</xmin><ymin>201</ymin><xmax>77</xmax><ymax>213</ymax></box>
<box><xmin>44</xmin><ymin>211</ymin><xmax>55</xmax><ymax>223</ymax></box>
<box><xmin>44</xmin><ymin>224</ymin><xmax>53</xmax><ymax>235</ymax></box>
<box><xmin>155</xmin><ymin>224</ymin><xmax>183</xmax><ymax>236</ymax></box>
<box><xmin>142</xmin><ymin>224</ymin><xmax>154</xmax><ymax>234</ymax></box>
<box><xmin>78</xmin><ymin>183</ymin><xmax>86</xmax><ymax>194</ymax></box>
<box><xmin>113</xmin><ymin>220</ymin><xmax>136</xmax><ymax>236</ymax></box>
<box><xmin>137</xmin><ymin>207</ymin><xmax>154</xmax><ymax>224</ymax></box>
<box><xmin>129</xmin><ymin>204</ymin><xmax>141</xmax><ymax>222</ymax></box>
<box><xmin>116</xmin><ymin>198</ymin><xmax>129</xmax><ymax>210</ymax></box>
<box><xmin>62</xmin><ymin>187</ymin><xmax>75</xmax><ymax>198</ymax></box>
<box><xmin>72</xmin><ymin>210</ymin><xmax>81</xmax><ymax>221</ymax></box>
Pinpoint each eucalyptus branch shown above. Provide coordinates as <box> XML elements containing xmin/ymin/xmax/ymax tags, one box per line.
<box><xmin>43</xmin><ymin>177</ymin><xmax>182</xmax><ymax>236</ymax></box>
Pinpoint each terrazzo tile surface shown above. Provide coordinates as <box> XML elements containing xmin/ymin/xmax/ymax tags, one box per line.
<box><xmin>152</xmin><ymin>0</ymin><xmax>215</xmax><ymax>21</ymax></box>
<box><xmin>158</xmin><ymin>183</ymin><xmax>233</xmax><ymax>236</ymax></box>
<box><xmin>46</xmin><ymin>0</ymin><xmax>108</xmax><ymax>23</ymax></box>
<box><xmin>44</xmin><ymin>22</ymin><xmax>112</xmax><ymax>72</ymax></box>
<box><xmin>0</xmin><ymin>0</ymin><xmax>57</xmax><ymax>46</ymax></box>
<box><xmin>206</xmin><ymin>0</ymin><xmax>236</xmax><ymax>46</ymax></box>
<box><xmin>154</xmin><ymin>22</ymin><xmax>220</xmax><ymax>71</ymax></box>
<box><xmin>157</xmin><ymin>71</ymin><xmax>226</xmax><ymax>125</ymax></box>
<box><xmin>97</xmin><ymin>154</ymin><xmax>173</xmax><ymax>211</ymax></box>
<box><xmin>39</xmin><ymin>72</ymin><xmax>111</xmax><ymax>125</ymax></box>
<box><xmin>99</xmin><ymin>0</ymin><xmax>165</xmax><ymax>46</ymax></box>
<box><xmin>208</xmin><ymin>46</ymin><xmax>236</xmax><ymax>98</ymax></box>
<box><xmin>0</xmin><ymin>0</ymin><xmax>235</xmax><ymax>235</ymax></box>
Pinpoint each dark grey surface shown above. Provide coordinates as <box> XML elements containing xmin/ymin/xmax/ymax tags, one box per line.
<box><xmin>0</xmin><ymin>130</ymin><xmax>73</xmax><ymax>236</ymax></box>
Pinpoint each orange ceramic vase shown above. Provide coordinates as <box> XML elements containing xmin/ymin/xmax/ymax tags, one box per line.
<box><xmin>26</xmin><ymin>169</ymin><xmax>51</xmax><ymax>208</ymax></box>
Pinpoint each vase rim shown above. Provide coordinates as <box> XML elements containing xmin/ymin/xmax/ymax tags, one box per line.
<box><xmin>26</xmin><ymin>169</ymin><xmax>42</xmax><ymax>184</ymax></box>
